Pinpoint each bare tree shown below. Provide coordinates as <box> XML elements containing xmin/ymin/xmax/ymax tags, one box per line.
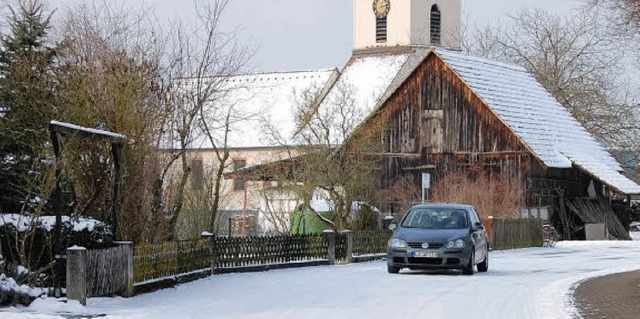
<box><xmin>160</xmin><ymin>0</ymin><xmax>253</xmax><ymax>236</ymax></box>
<box><xmin>281</xmin><ymin>83</ymin><xmax>383</xmax><ymax>231</ymax></box>
<box><xmin>382</xmin><ymin>175</ymin><xmax>421</xmax><ymax>219</ymax></box>
<box><xmin>255</xmin><ymin>184</ymin><xmax>300</xmax><ymax>234</ymax></box>
<box><xmin>56</xmin><ymin>0</ymin><xmax>172</xmax><ymax>242</ymax></box>
<box><xmin>462</xmin><ymin>8</ymin><xmax>640</xmax><ymax>151</ymax></box>
<box><xmin>587</xmin><ymin>0</ymin><xmax>640</xmax><ymax>29</ymax></box>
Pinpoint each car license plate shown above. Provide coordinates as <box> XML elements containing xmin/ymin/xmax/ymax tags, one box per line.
<box><xmin>411</xmin><ymin>251</ymin><xmax>438</xmax><ymax>258</ymax></box>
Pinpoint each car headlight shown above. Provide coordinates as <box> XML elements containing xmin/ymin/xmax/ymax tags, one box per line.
<box><xmin>388</xmin><ymin>237</ymin><xmax>407</xmax><ymax>248</ymax></box>
<box><xmin>446</xmin><ymin>239</ymin><xmax>466</xmax><ymax>248</ymax></box>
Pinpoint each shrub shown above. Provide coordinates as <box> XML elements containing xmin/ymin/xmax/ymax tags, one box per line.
<box><xmin>0</xmin><ymin>214</ymin><xmax>113</xmax><ymax>286</ymax></box>
<box><xmin>430</xmin><ymin>168</ymin><xmax>525</xmax><ymax>219</ymax></box>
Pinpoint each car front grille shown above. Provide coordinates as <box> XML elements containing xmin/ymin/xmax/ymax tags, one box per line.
<box><xmin>407</xmin><ymin>257</ymin><xmax>443</xmax><ymax>265</ymax></box>
<box><xmin>407</xmin><ymin>242</ymin><xmax>444</xmax><ymax>249</ymax></box>
<box><xmin>445</xmin><ymin>258</ymin><xmax>460</xmax><ymax>265</ymax></box>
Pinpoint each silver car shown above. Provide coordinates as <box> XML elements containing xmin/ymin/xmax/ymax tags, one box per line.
<box><xmin>387</xmin><ymin>204</ymin><xmax>489</xmax><ymax>275</ymax></box>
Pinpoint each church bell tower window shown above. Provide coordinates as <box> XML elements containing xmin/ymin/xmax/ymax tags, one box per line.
<box><xmin>372</xmin><ymin>0</ymin><xmax>390</xmax><ymax>43</ymax></box>
<box><xmin>376</xmin><ymin>17</ymin><xmax>387</xmax><ymax>43</ymax></box>
<box><xmin>430</xmin><ymin>4</ymin><xmax>441</xmax><ymax>45</ymax></box>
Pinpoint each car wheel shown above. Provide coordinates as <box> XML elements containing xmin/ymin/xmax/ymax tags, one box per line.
<box><xmin>387</xmin><ymin>265</ymin><xmax>400</xmax><ymax>274</ymax></box>
<box><xmin>462</xmin><ymin>250</ymin><xmax>474</xmax><ymax>275</ymax></box>
<box><xmin>477</xmin><ymin>252</ymin><xmax>489</xmax><ymax>272</ymax></box>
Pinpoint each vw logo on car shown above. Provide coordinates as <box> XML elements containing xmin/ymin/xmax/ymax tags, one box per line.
<box><xmin>421</xmin><ymin>242</ymin><xmax>430</xmax><ymax>249</ymax></box>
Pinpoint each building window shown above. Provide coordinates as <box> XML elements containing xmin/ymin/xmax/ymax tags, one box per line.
<box><xmin>376</xmin><ymin>17</ymin><xmax>387</xmax><ymax>43</ymax></box>
<box><xmin>430</xmin><ymin>4</ymin><xmax>441</xmax><ymax>45</ymax></box>
<box><xmin>190</xmin><ymin>159</ymin><xmax>204</xmax><ymax>190</ymax></box>
<box><xmin>233</xmin><ymin>159</ymin><xmax>246</xmax><ymax>191</ymax></box>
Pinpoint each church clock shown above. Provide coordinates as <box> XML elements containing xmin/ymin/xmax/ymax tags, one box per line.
<box><xmin>372</xmin><ymin>0</ymin><xmax>390</xmax><ymax>19</ymax></box>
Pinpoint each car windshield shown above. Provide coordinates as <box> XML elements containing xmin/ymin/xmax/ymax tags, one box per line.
<box><xmin>401</xmin><ymin>208</ymin><xmax>468</xmax><ymax>229</ymax></box>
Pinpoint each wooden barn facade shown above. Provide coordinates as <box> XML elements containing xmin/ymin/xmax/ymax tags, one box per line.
<box><xmin>348</xmin><ymin>48</ymin><xmax>640</xmax><ymax>238</ymax></box>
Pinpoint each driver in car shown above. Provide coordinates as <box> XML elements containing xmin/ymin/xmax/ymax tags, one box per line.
<box><xmin>449</xmin><ymin>212</ymin><xmax>466</xmax><ymax>228</ymax></box>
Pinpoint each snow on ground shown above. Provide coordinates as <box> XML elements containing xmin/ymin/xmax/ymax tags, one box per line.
<box><xmin>4</xmin><ymin>238</ymin><xmax>640</xmax><ymax>319</ymax></box>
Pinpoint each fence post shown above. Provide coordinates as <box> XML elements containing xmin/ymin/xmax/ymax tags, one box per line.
<box><xmin>323</xmin><ymin>229</ymin><xmax>336</xmax><ymax>265</ymax></box>
<box><xmin>202</xmin><ymin>232</ymin><xmax>216</xmax><ymax>274</ymax></box>
<box><xmin>342</xmin><ymin>230</ymin><xmax>353</xmax><ymax>264</ymax></box>
<box><xmin>488</xmin><ymin>216</ymin><xmax>495</xmax><ymax>250</ymax></box>
<box><xmin>115</xmin><ymin>241</ymin><xmax>134</xmax><ymax>297</ymax></box>
<box><xmin>66</xmin><ymin>246</ymin><xmax>87</xmax><ymax>306</ymax></box>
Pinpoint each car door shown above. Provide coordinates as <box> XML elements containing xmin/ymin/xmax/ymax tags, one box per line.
<box><xmin>468</xmin><ymin>208</ymin><xmax>487</xmax><ymax>263</ymax></box>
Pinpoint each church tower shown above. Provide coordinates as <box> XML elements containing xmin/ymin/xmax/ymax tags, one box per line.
<box><xmin>353</xmin><ymin>0</ymin><xmax>461</xmax><ymax>53</ymax></box>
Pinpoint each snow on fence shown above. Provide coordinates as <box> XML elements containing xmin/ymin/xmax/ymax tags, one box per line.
<box><xmin>490</xmin><ymin>218</ymin><xmax>543</xmax><ymax>250</ymax></box>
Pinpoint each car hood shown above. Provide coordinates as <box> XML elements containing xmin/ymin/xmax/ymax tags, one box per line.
<box><xmin>394</xmin><ymin>227</ymin><xmax>469</xmax><ymax>243</ymax></box>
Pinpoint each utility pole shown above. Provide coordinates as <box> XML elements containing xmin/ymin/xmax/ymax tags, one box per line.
<box><xmin>242</xmin><ymin>181</ymin><xmax>248</xmax><ymax>237</ymax></box>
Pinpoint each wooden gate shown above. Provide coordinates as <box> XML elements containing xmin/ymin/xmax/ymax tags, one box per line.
<box><xmin>490</xmin><ymin>218</ymin><xmax>543</xmax><ymax>250</ymax></box>
<box><xmin>85</xmin><ymin>243</ymin><xmax>133</xmax><ymax>297</ymax></box>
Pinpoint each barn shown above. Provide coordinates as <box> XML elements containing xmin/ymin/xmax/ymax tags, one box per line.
<box><xmin>345</xmin><ymin>47</ymin><xmax>640</xmax><ymax>239</ymax></box>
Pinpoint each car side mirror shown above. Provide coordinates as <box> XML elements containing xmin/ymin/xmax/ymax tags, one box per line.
<box><xmin>474</xmin><ymin>222</ymin><xmax>484</xmax><ymax>230</ymax></box>
<box><xmin>388</xmin><ymin>222</ymin><xmax>397</xmax><ymax>231</ymax></box>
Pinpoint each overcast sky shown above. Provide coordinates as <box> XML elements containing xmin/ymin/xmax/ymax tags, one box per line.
<box><xmin>47</xmin><ymin>0</ymin><xmax>583</xmax><ymax>72</ymax></box>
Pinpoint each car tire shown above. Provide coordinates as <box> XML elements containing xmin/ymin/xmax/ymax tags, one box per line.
<box><xmin>477</xmin><ymin>252</ymin><xmax>488</xmax><ymax>272</ymax></box>
<box><xmin>387</xmin><ymin>265</ymin><xmax>400</xmax><ymax>274</ymax></box>
<box><xmin>463</xmin><ymin>250</ymin><xmax>474</xmax><ymax>275</ymax></box>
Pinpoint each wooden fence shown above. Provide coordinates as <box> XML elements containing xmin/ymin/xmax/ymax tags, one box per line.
<box><xmin>134</xmin><ymin>239</ymin><xmax>210</xmax><ymax>284</ymax></box>
<box><xmin>130</xmin><ymin>220</ymin><xmax>546</xmax><ymax>290</ymax></box>
<box><xmin>490</xmin><ymin>218</ymin><xmax>543</xmax><ymax>250</ymax></box>
<box><xmin>66</xmin><ymin>221</ymin><xmax>547</xmax><ymax>301</ymax></box>
<box><xmin>335</xmin><ymin>233</ymin><xmax>348</xmax><ymax>263</ymax></box>
<box><xmin>85</xmin><ymin>243</ymin><xmax>133</xmax><ymax>297</ymax></box>
<box><xmin>352</xmin><ymin>230</ymin><xmax>393</xmax><ymax>257</ymax></box>
<box><xmin>213</xmin><ymin>234</ymin><xmax>327</xmax><ymax>269</ymax></box>
<box><xmin>132</xmin><ymin>230</ymin><xmax>396</xmax><ymax>287</ymax></box>
<box><xmin>66</xmin><ymin>242</ymin><xmax>133</xmax><ymax>305</ymax></box>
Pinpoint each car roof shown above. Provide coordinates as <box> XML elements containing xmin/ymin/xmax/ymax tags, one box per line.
<box><xmin>409</xmin><ymin>203</ymin><xmax>474</xmax><ymax>210</ymax></box>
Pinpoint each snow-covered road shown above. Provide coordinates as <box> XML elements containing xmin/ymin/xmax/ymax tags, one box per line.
<box><xmin>5</xmin><ymin>238</ymin><xmax>640</xmax><ymax>319</ymax></box>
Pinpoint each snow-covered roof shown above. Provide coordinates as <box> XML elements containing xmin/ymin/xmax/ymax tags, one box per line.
<box><xmin>184</xmin><ymin>54</ymin><xmax>408</xmax><ymax>149</ymax></box>
<box><xmin>335</xmin><ymin>54</ymin><xmax>409</xmax><ymax>116</ymax></box>
<box><xmin>433</xmin><ymin>49</ymin><xmax>640</xmax><ymax>194</ymax></box>
<box><xmin>188</xmin><ymin>69</ymin><xmax>338</xmax><ymax>149</ymax></box>
<box><xmin>308</xmin><ymin>54</ymin><xmax>409</xmax><ymax>145</ymax></box>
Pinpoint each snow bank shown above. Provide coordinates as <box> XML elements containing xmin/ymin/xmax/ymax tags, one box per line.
<box><xmin>0</xmin><ymin>275</ymin><xmax>45</xmax><ymax>298</ymax></box>
<box><xmin>0</xmin><ymin>274</ymin><xmax>46</xmax><ymax>307</ymax></box>
<box><xmin>0</xmin><ymin>214</ymin><xmax>105</xmax><ymax>232</ymax></box>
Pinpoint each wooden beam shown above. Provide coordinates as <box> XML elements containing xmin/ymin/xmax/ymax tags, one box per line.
<box><xmin>366</xmin><ymin>152</ymin><xmax>423</xmax><ymax>158</ymax></box>
<box><xmin>451</xmin><ymin>151</ymin><xmax>527</xmax><ymax>155</ymax></box>
<box><xmin>49</xmin><ymin>120</ymin><xmax>127</xmax><ymax>144</ymax></box>
<box><xmin>402</xmin><ymin>165</ymin><xmax>436</xmax><ymax>170</ymax></box>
